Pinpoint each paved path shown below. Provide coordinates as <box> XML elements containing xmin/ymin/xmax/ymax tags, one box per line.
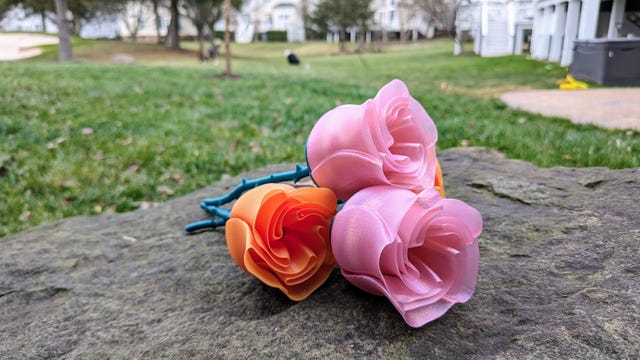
<box><xmin>501</xmin><ymin>88</ymin><xmax>640</xmax><ymax>132</ymax></box>
<box><xmin>0</xmin><ymin>33</ymin><xmax>58</xmax><ymax>61</ymax></box>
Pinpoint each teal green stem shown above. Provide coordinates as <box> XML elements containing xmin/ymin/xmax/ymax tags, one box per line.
<box><xmin>201</xmin><ymin>164</ymin><xmax>309</xmax><ymax>207</ymax></box>
<box><xmin>203</xmin><ymin>206</ymin><xmax>231</xmax><ymax>220</ymax></box>
<box><xmin>184</xmin><ymin>218</ymin><xmax>227</xmax><ymax>232</ymax></box>
<box><xmin>185</xmin><ymin>164</ymin><xmax>310</xmax><ymax>233</ymax></box>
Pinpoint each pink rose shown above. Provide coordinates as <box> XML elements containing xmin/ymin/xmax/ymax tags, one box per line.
<box><xmin>306</xmin><ymin>79</ymin><xmax>438</xmax><ymax>200</ymax></box>
<box><xmin>331</xmin><ymin>186</ymin><xmax>482</xmax><ymax>327</ymax></box>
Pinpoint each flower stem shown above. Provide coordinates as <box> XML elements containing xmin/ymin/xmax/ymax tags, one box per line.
<box><xmin>185</xmin><ymin>164</ymin><xmax>310</xmax><ymax>233</ymax></box>
<box><xmin>184</xmin><ymin>218</ymin><xmax>227</xmax><ymax>232</ymax></box>
<box><xmin>202</xmin><ymin>206</ymin><xmax>231</xmax><ymax>220</ymax></box>
<box><xmin>201</xmin><ymin>163</ymin><xmax>309</xmax><ymax>207</ymax></box>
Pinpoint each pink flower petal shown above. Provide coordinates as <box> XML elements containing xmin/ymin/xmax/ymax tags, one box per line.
<box><xmin>306</xmin><ymin>79</ymin><xmax>439</xmax><ymax>199</ymax></box>
<box><xmin>309</xmin><ymin>151</ymin><xmax>387</xmax><ymax>200</ymax></box>
<box><xmin>331</xmin><ymin>185</ymin><xmax>482</xmax><ymax>327</ymax></box>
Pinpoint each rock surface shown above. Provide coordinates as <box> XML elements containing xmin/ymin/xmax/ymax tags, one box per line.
<box><xmin>1</xmin><ymin>147</ymin><xmax>638</xmax><ymax>359</ymax></box>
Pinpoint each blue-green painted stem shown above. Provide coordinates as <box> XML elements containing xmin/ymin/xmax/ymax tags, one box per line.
<box><xmin>185</xmin><ymin>218</ymin><xmax>227</xmax><ymax>232</ymax></box>
<box><xmin>185</xmin><ymin>164</ymin><xmax>310</xmax><ymax>233</ymax></box>
<box><xmin>202</xmin><ymin>206</ymin><xmax>231</xmax><ymax>220</ymax></box>
<box><xmin>201</xmin><ymin>163</ymin><xmax>309</xmax><ymax>207</ymax></box>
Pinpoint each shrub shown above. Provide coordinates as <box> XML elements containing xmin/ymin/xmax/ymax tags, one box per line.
<box><xmin>265</xmin><ymin>31</ymin><xmax>287</xmax><ymax>42</ymax></box>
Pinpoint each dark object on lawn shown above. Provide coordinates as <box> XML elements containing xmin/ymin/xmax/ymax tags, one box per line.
<box><xmin>209</xmin><ymin>44</ymin><xmax>219</xmax><ymax>60</ymax></box>
<box><xmin>0</xmin><ymin>153</ymin><xmax>12</xmax><ymax>177</ymax></box>
<box><xmin>285</xmin><ymin>49</ymin><xmax>300</xmax><ymax>65</ymax></box>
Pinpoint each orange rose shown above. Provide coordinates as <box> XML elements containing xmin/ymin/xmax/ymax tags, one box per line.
<box><xmin>434</xmin><ymin>158</ymin><xmax>445</xmax><ymax>198</ymax></box>
<box><xmin>225</xmin><ymin>183</ymin><xmax>337</xmax><ymax>301</ymax></box>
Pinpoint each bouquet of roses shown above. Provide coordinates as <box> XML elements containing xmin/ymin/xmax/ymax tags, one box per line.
<box><xmin>186</xmin><ymin>80</ymin><xmax>482</xmax><ymax>328</ymax></box>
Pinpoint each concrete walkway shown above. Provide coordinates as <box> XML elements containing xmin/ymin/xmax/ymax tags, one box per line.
<box><xmin>501</xmin><ymin>88</ymin><xmax>640</xmax><ymax>132</ymax></box>
<box><xmin>0</xmin><ymin>33</ymin><xmax>58</xmax><ymax>61</ymax></box>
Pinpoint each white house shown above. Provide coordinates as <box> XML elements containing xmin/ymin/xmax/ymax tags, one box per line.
<box><xmin>2</xmin><ymin>0</ymin><xmax>460</xmax><ymax>44</ymax></box>
<box><xmin>456</xmin><ymin>0</ymin><xmax>640</xmax><ymax>66</ymax></box>
<box><xmin>454</xmin><ymin>0</ymin><xmax>535</xmax><ymax>57</ymax></box>
<box><xmin>0</xmin><ymin>3</ymin><xmax>168</xmax><ymax>39</ymax></box>
<box><xmin>236</xmin><ymin>0</ymin><xmax>306</xmax><ymax>43</ymax></box>
<box><xmin>0</xmin><ymin>4</ymin><xmax>119</xmax><ymax>38</ymax></box>
<box><xmin>530</xmin><ymin>0</ymin><xmax>640</xmax><ymax>66</ymax></box>
<box><xmin>370</xmin><ymin>0</ymin><xmax>441</xmax><ymax>41</ymax></box>
<box><xmin>237</xmin><ymin>0</ymin><xmax>448</xmax><ymax>44</ymax></box>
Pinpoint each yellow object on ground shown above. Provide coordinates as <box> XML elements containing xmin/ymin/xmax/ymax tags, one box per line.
<box><xmin>558</xmin><ymin>74</ymin><xmax>589</xmax><ymax>90</ymax></box>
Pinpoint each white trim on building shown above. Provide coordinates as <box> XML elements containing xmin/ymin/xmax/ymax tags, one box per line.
<box><xmin>455</xmin><ymin>0</ymin><xmax>534</xmax><ymax>57</ymax></box>
<box><xmin>2</xmin><ymin>0</ymin><xmax>469</xmax><ymax>44</ymax></box>
<box><xmin>531</xmin><ymin>0</ymin><xmax>639</xmax><ymax>66</ymax></box>
<box><xmin>369</xmin><ymin>0</ymin><xmax>441</xmax><ymax>41</ymax></box>
<box><xmin>236</xmin><ymin>0</ymin><xmax>306</xmax><ymax>43</ymax></box>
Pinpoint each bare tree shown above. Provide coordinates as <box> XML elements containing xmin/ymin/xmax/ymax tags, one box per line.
<box><xmin>183</xmin><ymin>0</ymin><xmax>223</xmax><ymax>60</ymax></box>
<box><xmin>4</xmin><ymin>0</ymin><xmax>125</xmax><ymax>36</ymax></box>
<box><xmin>55</xmin><ymin>0</ymin><xmax>73</xmax><ymax>61</ymax></box>
<box><xmin>223</xmin><ymin>0</ymin><xmax>232</xmax><ymax>76</ymax></box>
<box><xmin>397</xmin><ymin>0</ymin><xmax>414</xmax><ymax>43</ymax></box>
<box><xmin>166</xmin><ymin>0</ymin><xmax>180</xmax><ymax>49</ymax></box>
<box><xmin>121</xmin><ymin>1</ymin><xmax>146</xmax><ymax>42</ymax></box>
<box><xmin>64</xmin><ymin>0</ymin><xmax>125</xmax><ymax>36</ymax></box>
<box><xmin>414</xmin><ymin>0</ymin><xmax>456</xmax><ymax>35</ymax></box>
<box><xmin>13</xmin><ymin>0</ymin><xmax>51</xmax><ymax>32</ymax></box>
<box><xmin>311</xmin><ymin>0</ymin><xmax>373</xmax><ymax>52</ymax></box>
<box><xmin>151</xmin><ymin>0</ymin><xmax>163</xmax><ymax>43</ymax></box>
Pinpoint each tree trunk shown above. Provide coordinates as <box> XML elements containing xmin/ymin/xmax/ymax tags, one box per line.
<box><xmin>54</xmin><ymin>0</ymin><xmax>73</xmax><ymax>62</ymax></box>
<box><xmin>223</xmin><ymin>0</ymin><xmax>232</xmax><ymax>76</ymax></box>
<box><xmin>69</xmin><ymin>12</ymin><xmax>82</xmax><ymax>35</ymax></box>
<box><xmin>300</xmin><ymin>0</ymin><xmax>308</xmax><ymax>41</ymax></box>
<box><xmin>166</xmin><ymin>0</ymin><xmax>180</xmax><ymax>50</ymax></box>
<box><xmin>208</xmin><ymin>24</ymin><xmax>216</xmax><ymax>48</ymax></box>
<box><xmin>166</xmin><ymin>15</ymin><xmax>175</xmax><ymax>46</ymax></box>
<box><xmin>400</xmin><ymin>29</ymin><xmax>407</xmax><ymax>43</ymax></box>
<box><xmin>40</xmin><ymin>10</ymin><xmax>47</xmax><ymax>32</ymax></box>
<box><xmin>153</xmin><ymin>0</ymin><xmax>162</xmax><ymax>44</ymax></box>
<box><xmin>197</xmin><ymin>27</ymin><xmax>205</xmax><ymax>61</ymax></box>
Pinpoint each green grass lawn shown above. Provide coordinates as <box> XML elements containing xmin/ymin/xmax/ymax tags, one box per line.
<box><xmin>1</xmin><ymin>38</ymin><xmax>639</xmax><ymax>238</ymax></box>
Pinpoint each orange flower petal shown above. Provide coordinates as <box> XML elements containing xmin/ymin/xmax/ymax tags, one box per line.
<box><xmin>225</xmin><ymin>218</ymin><xmax>251</xmax><ymax>271</ymax></box>
<box><xmin>225</xmin><ymin>183</ymin><xmax>337</xmax><ymax>301</ymax></box>
<box><xmin>434</xmin><ymin>158</ymin><xmax>445</xmax><ymax>198</ymax></box>
<box><xmin>229</xmin><ymin>184</ymin><xmax>291</xmax><ymax>225</ymax></box>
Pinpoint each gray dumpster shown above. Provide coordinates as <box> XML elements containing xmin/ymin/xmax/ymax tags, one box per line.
<box><xmin>570</xmin><ymin>38</ymin><xmax>640</xmax><ymax>85</ymax></box>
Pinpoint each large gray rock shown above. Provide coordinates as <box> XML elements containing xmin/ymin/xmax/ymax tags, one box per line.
<box><xmin>1</xmin><ymin>147</ymin><xmax>638</xmax><ymax>359</ymax></box>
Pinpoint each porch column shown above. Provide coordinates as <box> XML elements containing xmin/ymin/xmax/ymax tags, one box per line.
<box><xmin>549</xmin><ymin>2</ymin><xmax>568</xmax><ymax>62</ymax></box>
<box><xmin>561</xmin><ymin>0</ymin><xmax>581</xmax><ymax>66</ymax></box>
<box><xmin>507</xmin><ymin>0</ymin><xmax>516</xmax><ymax>53</ymax></box>
<box><xmin>515</xmin><ymin>25</ymin><xmax>524</xmax><ymax>54</ymax></box>
<box><xmin>578</xmin><ymin>0</ymin><xmax>600</xmax><ymax>39</ymax></box>
<box><xmin>607</xmin><ymin>0</ymin><xmax>627</xmax><ymax>38</ymax></box>
<box><xmin>473</xmin><ymin>26</ymin><xmax>481</xmax><ymax>54</ymax></box>
<box><xmin>531</xmin><ymin>8</ymin><xmax>544</xmax><ymax>58</ymax></box>
<box><xmin>539</xmin><ymin>6</ymin><xmax>553</xmax><ymax>60</ymax></box>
